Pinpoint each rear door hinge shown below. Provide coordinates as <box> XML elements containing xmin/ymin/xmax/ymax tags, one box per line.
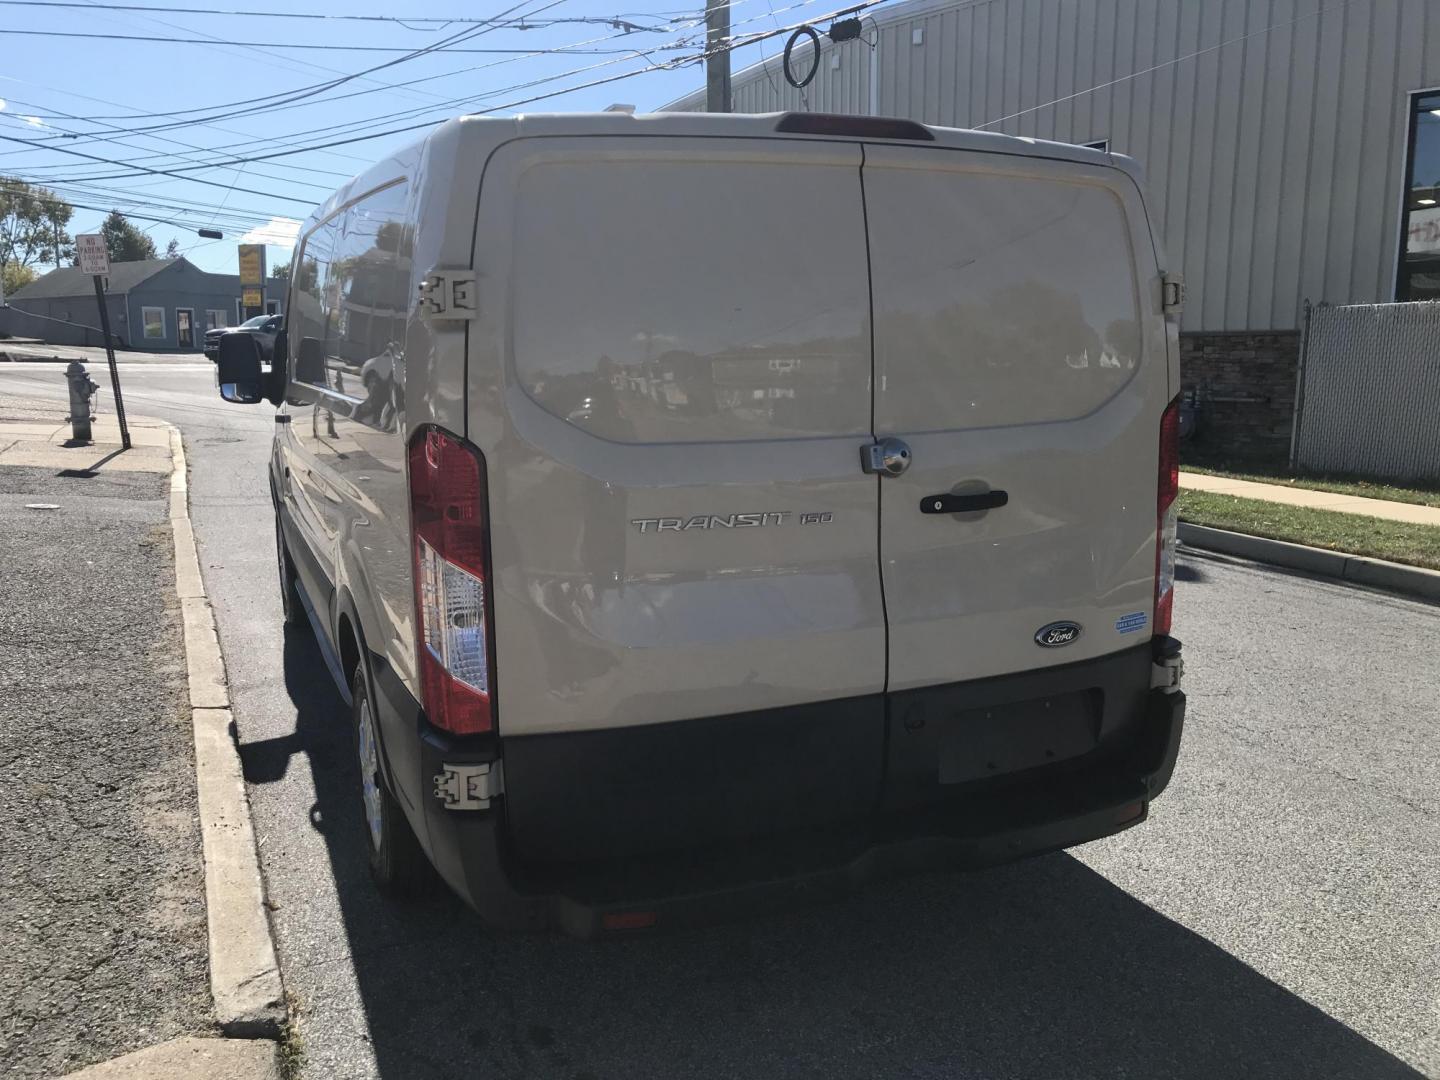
<box><xmin>1162</xmin><ymin>273</ymin><xmax>1185</xmax><ymax>316</ymax></box>
<box><xmin>418</xmin><ymin>269</ymin><xmax>479</xmax><ymax>321</ymax></box>
<box><xmin>433</xmin><ymin>761</ymin><xmax>504</xmax><ymax>810</ymax></box>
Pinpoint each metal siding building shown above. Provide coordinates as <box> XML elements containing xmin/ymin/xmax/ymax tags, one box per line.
<box><xmin>667</xmin><ymin>0</ymin><xmax>1440</xmax><ymax>334</ymax></box>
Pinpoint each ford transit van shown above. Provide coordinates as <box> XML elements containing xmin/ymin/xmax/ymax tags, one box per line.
<box><xmin>217</xmin><ymin>111</ymin><xmax>1186</xmax><ymax>935</ymax></box>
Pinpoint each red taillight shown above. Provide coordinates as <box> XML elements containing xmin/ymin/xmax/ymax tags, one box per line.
<box><xmin>1154</xmin><ymin>396</ymin><xmax>1181</xmax><ymax>637</ymax></box>
<box><xmin>408</xmin><ymin>426</ymin><xmax>494</xmax><ymax>735</ymax></box>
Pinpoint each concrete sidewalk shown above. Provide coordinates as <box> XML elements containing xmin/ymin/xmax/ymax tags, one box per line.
<box><xmin>1180</xmin><ymin>470</ymin><xmax>1440</xmax><ymax>527</ymax></box>
<box><xmin>0</xmin><ymin>415</ymin><xmax>173</xmax><ymax>473</ymax></box>
<box><xmin>0</xmin><ymin>342</ymin><xmax>202</xmax><ymax>365</ymax></box>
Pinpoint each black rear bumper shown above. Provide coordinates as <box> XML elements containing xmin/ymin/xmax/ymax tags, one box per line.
<box><xmin>375</xmin><ymin>640</ymin><xmax>1185</xmax><ymax>936</ymax></box>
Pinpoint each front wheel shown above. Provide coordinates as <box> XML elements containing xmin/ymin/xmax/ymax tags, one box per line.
<box><xmin>352</xmin><ymin>666</ymin><xmax>430</xmax><ymax>896</ymax></box>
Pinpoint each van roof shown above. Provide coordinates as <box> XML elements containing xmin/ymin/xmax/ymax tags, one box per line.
<box><xmin>313</xmin><ymin>110</ymin><xmax>1143</xmax><ymax>233</ymax></box>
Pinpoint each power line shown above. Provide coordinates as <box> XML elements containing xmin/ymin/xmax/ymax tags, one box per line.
<box><xmin>42</xmin><ymin>0</ymin><xmax>822</xmax><ymax>171</ymax></box>
<box><xmin>11</xmin><ymin>0</ymin><xmax>793</xmax><ymax>148</ymax></box>
<box><xmin>10</xmin><ymin>0</ymin><xmax>561</xmax><ymax>132</ymax></box>
<box><xmin>59</xmin><ymin>0</ymin><xmax>889</xmax><ymax>181</ymax></box>
<box><xmin>0</xmin><ymin>106</ymin><xmax>343</xmax><ymax>190</ymax></box>
<box><xmin>0</xmin><ymin>72</ymin><xmax>377</xmax><ymax>167</ymax></box>
<box><xmin>5</xmin><ymin>0</ymin><xmax>806</xmax><ymax>176</ymax></box>
<box><xmin>0</xmin><ymin>176</ymin><xmax>283</xmax><ymax>227</ymax></box>
<box><xmin>60</xmin><ymin>0</ymin><xmax>446</xmax><ymax>114</ymax></box>
<box><xmin>6</xmin><ymin>14</ymin><xmax>703</xmax><ymax>162</ymax></box>
<box><xmin>0</xmin><ymin>28</ymin><xmax>680</xmax><ymax>53</ymax></box>
<box><xmin>0</xmin><ymin>0</ymin><xmax>691</xmax><ymax>29</ymax></box>
<box><xmin>64</xmin><ymin>0</ymin><xmax>555</xmax><ymax>120</ymax></box>
<box><xmin>0</xmin><ymin>186</ymin><xmax>251</xmax><ymax>233</ymax></box>
<box><xmin>0</xmin><ymin>132</ymin><xmax>320</xmax><ymax>203</ymax></box>
<box><xmin>7</xmin><ymin>0</ymin><xmax>867</xmax><ymax>198</ymax></box>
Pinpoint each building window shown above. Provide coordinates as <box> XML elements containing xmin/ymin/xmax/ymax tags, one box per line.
<box><xmin>141</xmin><ymin>306</ymin><xmax>165</xmax><ymax>340</ymax></box>
<box><xmin>1399</xmin><ymin>91</ymin><xmax>1440</xmax><ymax>301</ymax></box>
<box><xmin>265</xmin><ymin>299</ymin><xmax>281</xmax><ymax>316</ymax></box>
<box><xmin>206</xmin><ymin>309</ymin><xmax>228</xmax><ymax>330</ymax></box>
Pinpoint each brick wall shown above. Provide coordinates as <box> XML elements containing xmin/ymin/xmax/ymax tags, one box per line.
<box><xmin>1179</xmin><ymin>330</ymin><xmax>1301</xmax><ymax>462</ymax></box>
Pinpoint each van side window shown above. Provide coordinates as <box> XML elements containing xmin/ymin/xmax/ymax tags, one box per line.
<box><xmin>288</xmin><ymin>217</ymin><xmax>335</xmax><ymax>391</ymax></box>
<box><xmin>328</xmin><ymin>180</ymin><xmax>411</xmax><ymax>431</ymax></box>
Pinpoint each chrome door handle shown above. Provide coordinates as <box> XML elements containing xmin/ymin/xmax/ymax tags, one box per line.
<box><xmin>861</xmin><ymin>437</ymin><xmax>912</xmax><ymax>477</ymax></box>
<box><xmin>921</xmin><ymin>490</ymin><xmax>1008</xmax><ymax>514</ymax></box>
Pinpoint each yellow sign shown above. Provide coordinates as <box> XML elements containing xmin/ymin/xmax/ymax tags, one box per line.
<box><xmin>242</xmin><ymin>288</ymin><xmax>263</xmax><ymax>308</ymax></box>
<box><xmin>238</xmin><ymin>244</ymin><xmax>265</xmax><ymax>286</ymax></box>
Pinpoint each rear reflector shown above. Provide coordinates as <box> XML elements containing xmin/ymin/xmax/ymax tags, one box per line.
<box><xmin>1155</xmin><ymin>397</ymin><xmax>1181</xmax><ymax>637</ymax></box>
<box><xmin>601</xmin><ymin>911</ymin><xmax>659</xmax><ymax>932</ymax></box>
<box><xmin>409</xmin><ymin>427</ymin><xmax>495</xmax><ymax>735</ymax></box>
<box><xmin>774</xmin><ymin>113</ymin><xmax>935</xmax><ymax>141</ymax></box>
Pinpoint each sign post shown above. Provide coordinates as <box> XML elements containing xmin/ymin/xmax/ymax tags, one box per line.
<box><xmin>76</xmin><ymin>233</ymin><xmax>130</xmax><ymax>451</ymax></box>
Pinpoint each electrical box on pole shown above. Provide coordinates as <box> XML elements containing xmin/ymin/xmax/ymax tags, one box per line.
<box><xmin>706</xmin><ymin>0</ymin><xmax>731</xmax><ymax>113</ymax></box>
<box><xmin>75</xmin><ymin>233</ymin><xmax>130</xmax><ymax>451</ymax></box>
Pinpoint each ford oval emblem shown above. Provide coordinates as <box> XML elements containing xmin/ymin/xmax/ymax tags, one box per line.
<box><xmin>1035</xmin><ymin>621</ymin><xmax>1082</xmax><ymax>648</ymax></box>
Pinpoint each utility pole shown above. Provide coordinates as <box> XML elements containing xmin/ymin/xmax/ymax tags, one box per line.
<box><xmin>706</xmin><ymin>0</ymin><xmax>731</xmax><ymax>113</ymax></box>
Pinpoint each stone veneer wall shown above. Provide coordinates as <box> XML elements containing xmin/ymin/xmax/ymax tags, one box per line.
<box><xmin>1179</xmin><ymin>331</ymin><xmax>1301</xmax><ymax>462</ymax></box>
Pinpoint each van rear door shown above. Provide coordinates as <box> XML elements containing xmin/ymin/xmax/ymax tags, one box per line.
<box><xmin>861</xmin><ymin>146</ymin><xmax>1168</xmax><ymax>691</ymax></box>
<box><xmin>474</xmin><ymin>138</ymin><xmax>886</xmax><ymax>858</ymax></box>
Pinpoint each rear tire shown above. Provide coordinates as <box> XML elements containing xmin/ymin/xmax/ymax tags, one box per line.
<box><xmin>352</xmin><ymin>666</ymin><xmax>430</xmax><ymax>896</ymax></box>
<box><xmin>274</xmin><ymin>508</ymin><xmax>304</xmax><ymax>627</ymax></box>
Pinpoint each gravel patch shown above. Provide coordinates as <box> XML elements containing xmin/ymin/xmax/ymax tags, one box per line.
<box><xmin>0</xmin><ymin>465</ymin><xmax>211</xmax><ymax>1079</ymax></box>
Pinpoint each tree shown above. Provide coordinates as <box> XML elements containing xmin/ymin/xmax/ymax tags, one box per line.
<box><xmin>269</xmin><ymin>263</ymin><xmax>290</xmax><ymax>285</ymax></box>
<box><xmin>165</xmin><ymin>238</ymin><xmax>181</xmax><ymax>259</ymax></box>
<box><xmin>2</xmin><ymin>261</ymin><xmax>36</xmax><ymax>297</ymax></box>
<box><xmin>100</xmin><ymin>210</ymin><xmax>157</xmax><ymax>262</ymax></box>
<box><xmin>0</xmin><ymin>177</ymin><xmax>74</xmax><ymax>282</ymax></box>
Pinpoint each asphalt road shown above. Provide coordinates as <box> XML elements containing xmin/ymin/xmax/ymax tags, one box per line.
<box><xmin>1</xmin><ymin>362</ymin><xmax>1435</xmax><ymax>1079</ymax></box>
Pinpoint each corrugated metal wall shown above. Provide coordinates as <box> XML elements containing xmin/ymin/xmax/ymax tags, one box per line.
<box><xmin>668</xmin><ymin>0</ymin><xmax>1440</xmax><ymax>332</ymax></box>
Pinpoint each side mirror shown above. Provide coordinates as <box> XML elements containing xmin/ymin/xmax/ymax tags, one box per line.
<box><xmin>217</xmin><ymin>333</ymin><xmax>264</xmax><ymax>404</ymax></box>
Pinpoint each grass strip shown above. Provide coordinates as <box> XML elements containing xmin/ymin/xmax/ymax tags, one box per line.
<box><xmin>1178</xmin><ymin>490</ymin><xmax>1440</xmax><ymax>571</ymax></box>
<box><xmin>1182</xmin><ymin>463</ymin><xmax>1440</xmax><ymax>509</ymax></box>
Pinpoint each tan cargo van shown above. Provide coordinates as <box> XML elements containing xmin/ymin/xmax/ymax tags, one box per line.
<box><xmin>217</xmin><ymin>111</ymin><xmax>1186</xmax><ymax>935</ymax></box>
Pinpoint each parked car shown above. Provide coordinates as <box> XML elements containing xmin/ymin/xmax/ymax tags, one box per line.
<box><xmin>215</xmin><ymin>111</ymin><xmax>1187</xmax><ymax>936</ymax></box>
<box><xmin>204</xmin><ymin>313</ymin><xmax>282</xmax><ymax>362</ymax></box>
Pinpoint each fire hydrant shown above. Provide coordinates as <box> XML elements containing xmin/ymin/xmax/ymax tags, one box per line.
<box><xmin>65</xmin><ymin>361</ymin><xmax>100</xmax><ymax>444</ymax></box>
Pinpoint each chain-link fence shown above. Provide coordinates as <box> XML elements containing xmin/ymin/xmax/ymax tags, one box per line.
<box><xmin>1291</xmin><ymin>301</ymin><xmax>1440</xmax><ymax>483</ymax></box>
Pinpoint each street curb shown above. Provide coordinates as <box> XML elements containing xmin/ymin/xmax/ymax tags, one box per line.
<box><xmin>163</xmin><ymin>423</ymin><xmax>287</xmax><ymax>1039</ymax></box>
<box><xmin>59</xmin><ymin>1035</ymin><xmax>281</xmax><ymax>1079</ymax></box>
<box><xmin>1178</xmin><ymin>522</ymin><xmax>1440</xmax><ymax>604</ymax></box>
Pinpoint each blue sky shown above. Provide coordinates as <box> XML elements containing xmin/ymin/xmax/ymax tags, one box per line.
<box><xmin>0</xmin><ymin>0</ymin><xmax>821</xmax><ymax>275</ymax></box>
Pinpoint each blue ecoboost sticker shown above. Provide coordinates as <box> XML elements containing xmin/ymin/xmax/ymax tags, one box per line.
<box><xmin>1115</xmin><ymin>611</ymin><xmax>1148</xmax><ymax>634</ymax></box>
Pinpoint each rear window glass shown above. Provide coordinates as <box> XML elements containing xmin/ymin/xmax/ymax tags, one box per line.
<box><xmin>864</xmin><ymin>164</ymin><xmax>1143</xmax><ymax>432</ymax></box>
<box><xmin>510</xmin><ymin>155</ymin><xmax>872</xmax><ymax>444</ymax></box>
